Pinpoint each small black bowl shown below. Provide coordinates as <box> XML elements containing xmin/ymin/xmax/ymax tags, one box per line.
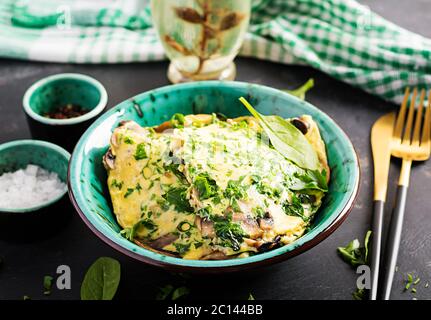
<box><xmin>23</xmin><ymin>73</ymin><xmax>108</xmax><ymax>152</ymax></box>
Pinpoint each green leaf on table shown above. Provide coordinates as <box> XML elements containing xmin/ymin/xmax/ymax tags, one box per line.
<box><xmin>239</xmin><ymin>97</ymin><xmax>319</xmax><ymax>170</ymax></box>
<box><xmin>43</xmin><ymin>275</ymin><xmax>54</xmax><ymax>295</ymax></box>
<box><xmin>80</xmin><ymin>257</ymin><xmax>121</xmax><ymax>300</ymax></box>
<box><xmin>156</xmin><ymin>285</ymin><xmax>174</xmax><ymax>300</ymax></box>
<box><xmin>337</xmin><ymin>230</ymin><xmax>372</xmax><ymax>267</ymax></box>
<box><xmin>283</xmin><ymin>79</ymin><xmax>314</xmax><ymax>100</ymax></box>
<box><xmin>156</xmin><ymin>285</ymin><xmax>190</xmax><ymax>300</ymax></box>
<box><xmin>352</xmin><ymin>288</ymin><xmax>366</xmax><ymax>300</ymax></box>
<box><xmin>248</xmin><ymin>293</ymin><xmax>255</xmax><ymax>300</ymax></box>
<box><xmin>172</xmin><ymin>286</ymin><xmax>190</xmax><ymax>300</ymax></box>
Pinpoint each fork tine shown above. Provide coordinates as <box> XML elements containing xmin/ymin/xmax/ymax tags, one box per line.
<box><xmin>394</xmin><ymin>87</ymin><xmax>410</xmax><ymax>141</ymax></box>
<box><xmin>421</xmin><ymin>90</ymin><xmax>431</xmax><ymax>146</ymax></box>
<box><xmin>402</xmin><ymin>88</ymin><xmax>417</xmax><ymax>143</ymax></box>
<box><xmin>412</xmin><ymin>89</ymin><xmax>426</xmax><ymax>145</ymax></box>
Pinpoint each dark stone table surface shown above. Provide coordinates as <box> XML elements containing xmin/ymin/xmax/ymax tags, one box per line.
<box><xmin>0</xmin><ymin>0</ymin><xmax>430</xmax><ymax>300</ymax></box>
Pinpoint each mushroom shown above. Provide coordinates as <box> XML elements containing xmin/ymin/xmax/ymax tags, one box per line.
<box><xmin>149</xmin><ymin>233</ymin><xmax>179</xmax><ymax>250</ymax></box>
<box><xmin>290</xmin><ymin>118</ymin><xmax>309</xmax><ymax>135</ymax></box>
<box><xmin>103</xmin><ymin>149</ymin><xmax>116</xmax><ymax>170</ymax></box>
<box><xmin>201</xmin><ymin>251</ymin><xmax>228</xmax><ymax>260</ymax></box>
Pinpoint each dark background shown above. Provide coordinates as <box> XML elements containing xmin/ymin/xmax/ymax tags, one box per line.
<box><xmin>0</xmin><ymin>0</ymin><xmax>430</xmax><ymax>300</ymax></box>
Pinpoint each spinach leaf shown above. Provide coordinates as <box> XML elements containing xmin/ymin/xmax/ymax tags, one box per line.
<box><xmin>283</xmin><ymin>78</ymin><xmax>314</xmax><ymax>100</ymax></box>
<box><xmin>174</xmin><ymin>243</ymin><xmax>191</xmax><ymax>256</ymax></box>
<box><xmin>156</xmin><ymin>285</ymin><xmax>190</xmax><ymax>300</ymax></box>
<box><xmin>248</xmin><ymin>293</ymin><xmax>255</xmax><ymax>300</ymax></box>
<box><xmin>172</xmin><ymin>286</ymin><xmax>190</xmax><ymax>300</ymax></box>
<box><xmin>163</xmin><ymin>187</ymin><xmax>193</xmax><ymax>213</ymax></box>
<box><xmin>337</xmin><ymin>231</ymin><xmax>372</xmax><ymax>267</ymax></box>
<box><xmin>239</xmin><ymin>97</ymin><xmax>319</xmax><ymax>170</ymax></box>
<box><xmin>194</xmin><ymin>173</ymin><xmax>218</xmax><ymax>200</ymax></box>
<box><xmin>80</xmin><ymin>257</ymin><xmax>121</xmax><ymax>300</ymax></box>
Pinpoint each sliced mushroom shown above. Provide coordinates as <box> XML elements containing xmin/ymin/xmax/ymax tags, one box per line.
<box><xmin>257</xmin><ymin>235</ymin><xmax>282</xmax><ymax>253</ymax></box>
<box><xmin>291</xmin><ymin>118</ymin><xmax>309</xmax><ymax>135</ymax></box>
<box><xmin>103</xmin><ymin>148</ymin><xmax>116</xmax><ymax>170</ymax></box>
<box><xmin>200</xmin><ymin>218</ymin><xmax>216</xmax><ymax>238</ymax></box>
<box><xmin>257</xmin><ymin>216</ymin><xmax>274</xmax><ymax>230</ymax></box>
<box><xmin>232</xmin><ymin>212</ymin><xmax>262</xmax><ymax>239</ymax></box>
<box><xmin>201</xmin><ymin>251</ymin><xmax>228</xmax><ymax>260</ymax></box>
<box><xmin>149</xmin><ymin>233</ymin><xmax>179</xmax><ymax>250</ymax></box>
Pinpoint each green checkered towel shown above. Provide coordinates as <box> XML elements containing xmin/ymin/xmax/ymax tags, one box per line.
<box><xmin>1</xmin><ymin>0</ymin><xmax>430</xmax><ymax>104</ymax></box>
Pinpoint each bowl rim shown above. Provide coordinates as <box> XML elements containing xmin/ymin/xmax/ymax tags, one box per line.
<box><xmin>0</xmin><ymin>139</ymin><xmax>71</xmax><ymax>213</ymax></box>
<box><xmin>68</xmin><ymin>81</ymin><xmax>360</xmax><ymax>272</ymax></box>
<box><xmin>23</xmin><ymin>73</ymin><xmax>108</xmax><ymax>126</ymax></box>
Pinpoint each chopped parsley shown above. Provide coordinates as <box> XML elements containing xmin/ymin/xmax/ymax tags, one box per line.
<box><xmin>110</xmin><ymin>179</ymin><xmax>123</xmax><ymax>190</ymax></box>
<box><xmin>171</xmin><ymin>113</ymin><xmax>185</xmax><ymax>128</ymax></box>
<box><xmin>213</xmin><ymin>216</ymin><xmax>246</xmax><ymax>251</ymax></box>
<box><xmin>163</xmin><ymin>187</ymin><xmax>193</xmax><ymax>213</ymax></box>
<box><xmin>174</xmin><ymin>243</ymin><xmax>191</xmax><ymax>255</ymax></box>
<box><xmin>123</xmin><ymin>136</ymin><xmax>134</xmax><ymax>144</ymax></box>
<box><xmin>124</xmin><ymin>188</ymin><xmax>135</xmax><ymax>198</ymax></box>
<box><xmin>134</xmin><ymin>143</ymin><xmax>148</xmax><ymax>160</ymax></box>
<box><xmin>194</xmin><ymin>173</ymin><xmax>218</xmax><ymax>200</ymax></box>
<box><xmin>337</xmin><ymin>231</ymin><xmax>372</xmax><ymax>267</ymax></box>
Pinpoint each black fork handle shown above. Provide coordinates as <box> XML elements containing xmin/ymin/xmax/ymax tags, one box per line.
<box><xmin>381</xmin><ymin>185</ymin><xmax>408</xmax><ymax>300</ymax></box>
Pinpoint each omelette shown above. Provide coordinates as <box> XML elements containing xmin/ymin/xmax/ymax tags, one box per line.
<box><xmin>103</xmin><ymin>111</ymin><xmax>329</xmax><ymax>260</ymax></box>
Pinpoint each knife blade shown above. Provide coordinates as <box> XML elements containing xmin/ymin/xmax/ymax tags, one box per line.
<box><xmin>369</xmin><ymin>112</ymin><xmax>396</xmax><ymax>300</ymax></box>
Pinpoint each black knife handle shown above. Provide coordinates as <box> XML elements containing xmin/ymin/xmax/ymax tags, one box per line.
<box><xmin>369</xmin><ymin>200</ymin><xmax>384</xmax><ymax>300</ymax></box>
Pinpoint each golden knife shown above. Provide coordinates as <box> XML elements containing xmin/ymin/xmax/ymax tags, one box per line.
<box><xmin>369</xmin><ymin>112</ymin><xmax>396</xmax><ymax>300</ymax></box>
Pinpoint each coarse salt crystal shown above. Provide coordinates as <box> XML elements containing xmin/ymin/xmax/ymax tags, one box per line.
<box><xmin>0</xmin><ymin>164</ymin><xmax>67</xmax><ymax>209</ymax></box>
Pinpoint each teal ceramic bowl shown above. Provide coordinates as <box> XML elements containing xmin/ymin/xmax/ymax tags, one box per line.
<box><xmin>68</xmin><ymin>81</ymin><xmax>360</xmax><ymax>272</ymax></box>
<box><xmin>0</xmin><ymin>140</ymin><xmax>70</xmax><ymax>213</ymax></box>
<box><xmin>23</xmin><ymin>73</ymin><xmax>108</xmax><ymax>151</ymax></box>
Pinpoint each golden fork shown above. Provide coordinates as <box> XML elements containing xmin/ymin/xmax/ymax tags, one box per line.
<box><xmin>381</xmin><ymin>88</ymin><xmax>431</xmax><ymax>300</ymax></box>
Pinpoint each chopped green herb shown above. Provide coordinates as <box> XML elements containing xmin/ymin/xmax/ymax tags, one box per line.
<box><xmin>171</xmin><ymin>113</ymin><xmax>185</xmax><ymax>128</ymax></box>
<box><xmin>194</xmin><ymin>173</ymin><xmax>218</xmax><ymax>200</ymax></box>
<box><xmin>248</xmin><ymin>293</ymin><xmax>255</xmax><ymax>300</ymax></box>
<box><xmin>283</xmin><ymin>193</ymin><xmax>308</xmax><ymax>221</ymax></box>
<box><xmin>412</xmin><ymin>288</ymin><xmax>417</xmax><ymax>294</ymax></box>
<box><xmin>123</xmin><ymin>136</ymin><xmax>134</xmax><ymax>144</ymax></box>
<box><xmin>414</xmin><ymin>277</ymin><xmax>421</xmax><ymax>285</ymax></box>
<box><xmin>134</xmin><ymin>143</ymin><xmax>148</xmax><ymax>160</ymax></box>
<box><xmin>124</xmin><ymin>188</ymin><xmax>134</xmax><ymax>198</ymax></box>
<box><xmin>405</xmin><ymin>273</ymin><xmax>414</xmax><ymax>291</ymax></box>
<box><xmin>163</xmin><ymin>187</ymin><xmax>193</xmax><ymax>213</ymax></box>
<box><xmin>43</xmin><ymin>275</ymin><xmax>54</xmax><ymax>295</ymax></box>
<box><xmin>337</xmin><ymin>231</ymin><xmax>372</xmax><ymax>267</ymax></box>
<box><xmin>174</xmin><ymin>243</ymin><xmax>191</xmax><ymax>255</ymax></box>
<box><xmin>110</xmin><ymin>179</ymin><xmax>123</xmax><ymax>190</ymax></box>
<box><xmin>213</xmin><ymin>216</ymin><xmax>246</xmax><ymax>251</ymax></box>
<box><xmin>224</xmin><ymin>179</ymin><xmax>246</xmax><ymax>200</ymax></box>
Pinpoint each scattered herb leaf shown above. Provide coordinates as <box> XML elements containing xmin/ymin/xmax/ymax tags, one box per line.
<box><xmin>80</xmin><ymin>257</ymin><xmax>121</xmax><ymax>300</ymax></box>
<box><xmin>172</xmin><ymin>286</ymin><xmax>190</xmax><ymax>300</ymax></box>
<box><xmin>248</xmin><ymin>293</ymin><xmax>255</xmax><ymax>300</ymax></box>
<box><xmin>337</xmin><ymin>230</ymin><xmax>372</xmax><ymax>267</ymax></box>
<box><xmin>43</xmin><ymin>275</ymin><xmax>54</xmax><ymax>295</ymax></box>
